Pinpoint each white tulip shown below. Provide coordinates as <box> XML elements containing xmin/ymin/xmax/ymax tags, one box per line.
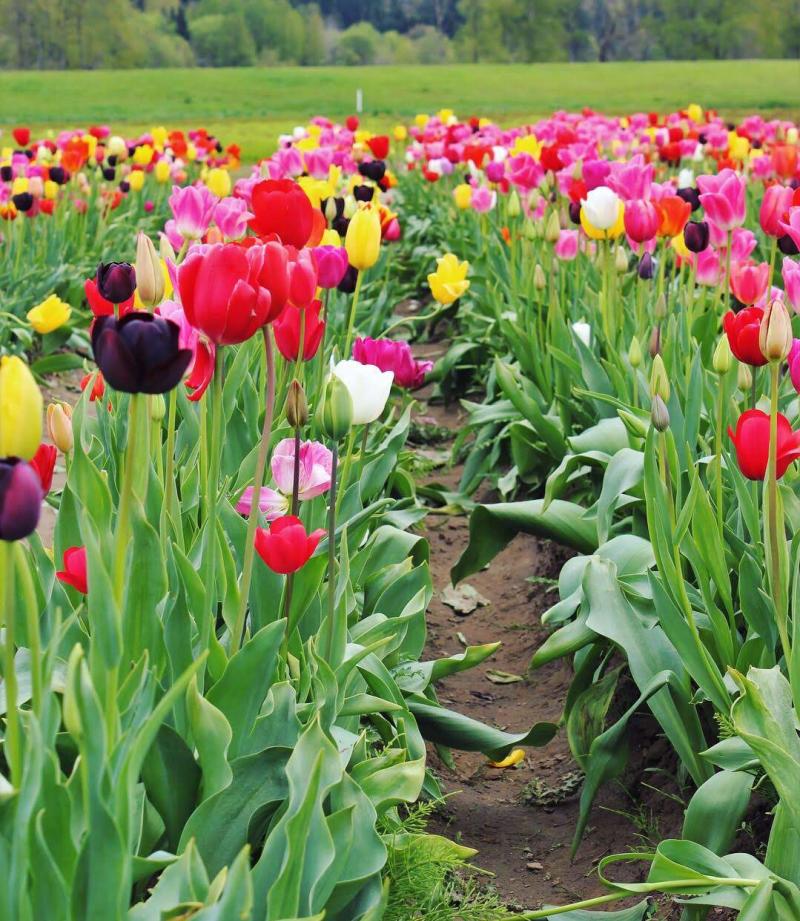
<box><xmin>678</xmin><ymin>168</ymin><xmax>694</xmax><ymax>188</ymax></box>
<box><xmin>572</xmin><ymin>321</ymin><xmax>591</xmax><ymax>346</ymax></box>
<box><xmin>492</xmin><ymin>145</ymin><xmax>508</xmax><ymax>163</ymax></box>
<box><xmin>581</xmin><ymin>186</ymin><xmax>621</xmax><ymax>230</ymax></box>
<box><xmin>333</xmin><ymin>360</ymin><xmax>394</xmax><ymax>425</ymax></box>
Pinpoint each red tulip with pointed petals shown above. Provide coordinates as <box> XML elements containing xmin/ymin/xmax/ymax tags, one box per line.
<box><xmin>56</xmin><ymin>546</ymin><xmax>88</xmax><ymax>594</ymax></box>
<box><xmin>254</xmin><ymin>515</ymin><xmax>325</xmax><ymax>574</ymax></box>
<box><xmin>728</xmin><ymin>409</ymin><xmax>800</xmax><ymax>481</ymax></box>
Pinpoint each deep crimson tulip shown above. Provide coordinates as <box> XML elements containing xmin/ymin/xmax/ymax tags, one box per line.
<box><xmin>723</xmin><ymin>307</ymin><xmax>768</xmax><ymax>366</ymax></box>
<box><xmin>728</xmin><ymin>409</ymin><xmax>800</xmax><ymax>480</ymax></box>
<box><xmin>274</xmin><ymin>299</ymin><xmax>325</xmax><ymax>362</ymax></box>
<box><xmin>254</xmin><ymin>515</ymin><xmax>326</xmax><ymax>575</ymax></box>
<box><xmin>0</xmin><ymin>459</ymin><xmax>41</xmax><ymax>540</ymax></box>
<box><xmin>96</xmin><ymin>262</ymin><xmax>136</xmax><ymax>305</ymax></box>
<box><xmin>29</xmin><ymin>443</ymin><xmax>57</xmax><ymax>494</ymax></box>
<box><xmin>178</xmin><ymin>243</ymin><xmax>276</xmax><ymax>344</ymax></box>
<box><xmin>84</xmin><ymin>277</ymin><xmax>134</xmax><ymax>318</ymax></box>
<box><xmin>91</xmin><ymin>313</ymin><xmax>192</xmax><ymax>394</ymax></box>
<box><xmin>366</xmin><ymin>135</ymin><xmax>390</xmax><ymax>159</ymax></box>
<box><xmin>250</xmin><ymin>179</ymin><xmax>314</xmax><ymax>249</ymax></box>
<box><xmin>12</xmin><ymin>127</ymin><xmax>30</xmax><ymax>148</ymax></box>
<box><xmin>56</xmin><ymin>546</ymin><xmax>88</xmax><ymax>594</ymax></box>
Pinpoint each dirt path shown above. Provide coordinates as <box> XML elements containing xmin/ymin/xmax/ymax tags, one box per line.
<box><xmin>411</xmin><ymin>342</ymin><xmax>685</xmax><ymax>914</ymax></box>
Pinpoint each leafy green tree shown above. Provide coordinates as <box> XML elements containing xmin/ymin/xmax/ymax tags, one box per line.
<box><xmin>335</xmin><ymin>21</ymin><xmax>381</xmax><ymax>65</ymax></box>
<box><xmin>190</xmin><ymin>12</ymin><xmax>256</xmax><ymax>65</ymax></box>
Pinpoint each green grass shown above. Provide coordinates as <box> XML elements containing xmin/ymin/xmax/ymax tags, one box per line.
<box><xmin>1</xmin><ymin>61</ymin><xmax>799</xmax><ymax>162</ymax></box>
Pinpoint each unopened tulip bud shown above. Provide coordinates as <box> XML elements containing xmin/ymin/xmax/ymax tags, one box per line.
<box><xmin>615</xmin><ymin>246</ymin><xmax>628</xmax><ymax>273</ymax></box>
<box><xmin>759</xmin><ymin>298</ymin><xmax>793</xmax><ymax>363</ymax></box>
<box><xmin>286</xmin><ymin>379</ymin><xmax>308</xmax><ymax>429</ymax></box>
<box><xmin>522</xmin><ymin>219</ymin><xmax>537</xmax><ymax>241</ymax></box>
<box><xmin>650</xmin><ymin>354</ymin><xmax>670</xmax><ymax>401</ymax></box>
<box><xmin>629</xmin><ymin>336</ymin><xmax>642</xmax><ymax>368</ymax></box>
<box><xmin>534</xmin><ymin>264</ymin><xmax>546</xmax><ymax>290</ymax></box>
<box><xmin>533</xmin><ymin>218</ymin><xmax>546</xmax><ymax>239</ymax></box>
<box><xmin>654</xmin><ymin>293</ymin><xmax>667</xmax><ymax>321</ymax></box>
<box><xmin>650</xmin><ymin>394</ymin><xmax>670</xmax><ymax>432</ymax></box>
<box><xmin>46</xmin><ymin>401</ymin><xmax>73</xmax><ymax>454</ymax></box>
<box><xmin>343</xmin><ymin>196</ymin><xmax>357</xmax><ymax>219</ymax></box>
<box><xmin>150</xmin><ymin>394</ymin><xmax>166</xmax><ymax>422</ymax></box>
<box><xmin>507</xmin><ymin>190</ymin><xmax>521</xmax><ymax>218</ymax></box>
<box><xmin>135</xmin><ymin>232</ymin><xmax>165</xmax><ymax>308</ymax></box>
<box><xmin>527</xmin><ymin>190</ymin><xmax>542</xmax><ymax>211</ymax></box>
<box><xmin>160</xmin><ymin>234</ymin><xmax>177</xmax><ymax>266</ymax></box>
<box><xmin>618</xmin><ymin>409</ymin><xmax>649</xmax><ymax>439</ymax></box>
<box><xmin>544</xmin><ymin>210</ymin><xmax>561</xmax><ymax>243</ymax></box>
<box><xmin>737</xmin><ymin>362</ymin><xmax>752</xmax><ymax>392</ymax></box>
<box><xmin>649</xmin><ymin>326</ymin><xmax>661</xmax><ymax>357</ymax></box>
<box><xmin>319</xmin><ymin>373</ymin><xmax>353</xmax><ymax>441</ymax></box>
<box><xmin>712</xmin><ymin>336</ymin><xmax>733</xmax><ymax>375</ymax></box>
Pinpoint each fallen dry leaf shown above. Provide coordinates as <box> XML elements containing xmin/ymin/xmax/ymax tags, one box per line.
<box><xmin>440</xmin><ymin>583</ymin><xmax>491</xmax><ymax>615</ymax></box>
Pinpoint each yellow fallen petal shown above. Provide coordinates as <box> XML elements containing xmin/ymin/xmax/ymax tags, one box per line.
<box><xmin>488</xmin><ymin>748</ymin><xmax>525</xmax><ymax>769</ymax></box>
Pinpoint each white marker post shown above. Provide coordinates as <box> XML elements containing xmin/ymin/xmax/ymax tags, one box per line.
<box><xmin>356</xmin><ymin>88</ymin><xmax>363</xmax><ymax>114</ymax></box>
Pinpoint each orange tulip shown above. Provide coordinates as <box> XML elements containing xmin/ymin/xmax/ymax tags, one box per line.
<box><xmin>657</xmin><ymin>195</ymin><xmax>691</xmax><ymax>238</ymax></box>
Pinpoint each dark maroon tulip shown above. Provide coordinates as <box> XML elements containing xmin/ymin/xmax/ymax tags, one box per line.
<box><xmin>353</xmin><ymin>184</ymin><xmax>375</xmax><ymax>202</ymax></box>
<box><xmin>676</xmin><ymin>186</ymin><xmax>701</xmax><ymax>211</ymax></box>
<box><xmin>568</xmin><ymin>201</ymin><xmax>582</xmax><ymax>225</ymax></box>
<box><xmin>91</xmin><ymin>312</ymin><xmax>192</xmax><ymax>394</ymax></box>
<box><xmin>684</xmin><ymin>220</ymin><xmax>710</xmax><ymax>253</ymax></box>
<box><xmin>779</xmin><ymin>234</ymin><xmax>800</xmax><ymax>256</ymax></box>
<box><xmin>337</xmin><ymin>265</ymin><xmax>359</xmax><ymax>294</ymax></box>
<box><xmin>638</xmin><ymin>252</ymin><xmax>654</xmax><ymax>280</ymax></box>
<box><xmin>12</xmin><ymin>193</ymin><xmax>33</xmax><ymax>212</ymax></box>
<box><xmin>0</xmin><ymin>459</ymin><xmax>42</xmax><ymax>541</ymax></box>
<box><xmin>96</xmin><ymin>262</ymin><xmax>136</xmax><ymax>305</ymax></box>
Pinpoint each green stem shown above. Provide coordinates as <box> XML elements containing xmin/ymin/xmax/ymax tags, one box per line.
<box><xmin>335</xmin><ymin>427</ymin><xmax>358</xmax><ymax>515</ymax></box>
<box><xmin>0</xmin><ymin>540</ymin><xmax>20</xmax><ymax>785</ymax></box>
<box><xmin>232</xmin><ymin>328</ymin><xmax>276</xmax><ymax>654</ymax></box>
<box><xmin>715</xmin><ymin>383</ymin><xmax>725</xmax><ymax>537</ymax></box>
<box><xmin>766</xmin><ymin>360</ymin><xmax>790</xmax><ymax>665</ymax></box>
<box><xmin>162</xmin><ymin>387</ymin><xmax>182</xmax><ymax>550</ymax></box>
<box><xmin>202</xmin><ymin>356</ymin><xmax>225</xmax><ymax>670</ymax></box>
<box><xmin>342</xmin><ymin>269</ymin><xmax>364</xmax><ymax>359</ymax></box>
<box><xmin>14</xmin><ymin>544</ymin><xmax>41</xmax><ymax>718</ymax></box>
<box><xmin>325</xmin><ymin>443</ymin><xmax>339</xmax><ymax>663</ymax></box>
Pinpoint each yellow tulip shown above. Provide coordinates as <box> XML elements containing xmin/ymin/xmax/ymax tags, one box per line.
<box><xmin>154</xmin><ymin>160</ymin><xmax>171</xmax><ymax>184</ymax></box>
<box><xmin>0</xmin><ymin>356</ymin><xmax>42</xmax><ymax>460</ymax></box>
<box><xmin>43</xmin><ymin>180</ymin><xmax>58</xmax><ymax>200</ymax></box>
<box><xmin>427</xmin><ymin>253</ymin><xmax>470</xmax><ymax>305</ymax></box>
<box><xmin>437</xmin><ymin>108</ymin><xmax>454</xmax><ymax>124</ymax></box>
<box><xmin>186</xmin><ymin>142</ymin><xmax>198</xmax><ymax>162</ymax></box>
<box><xmin>133</xmin><ymin>144</ymin><xmax>154</xmax><ymax>166</ymax></box>
<box><xmin>151</xmin><ymin>126</ymin><xmax>168</xmax><ymax>150</ymax></box>
<box><xmin>107</xmin><ymin>135</ymin><xmax>127</xmax><ymax>159</ymax></box>
<box><xmin>687</xmin><ymin>103</ymin><xmax>703</xmax><ymax>123</ymax></box>
<box><xmin>511</xmin><ymin>134</ymin><xmax>541</xmax><ymax>158</ymax></box>
<box><xmin>345</xmin><ymin>205</ymin><xmax>381</xmax><ymax>271</ymax></box>
<box><xmin>12</xmin><ymin>177</ymin><xmax>29</xmax><ymax>195</ymax></box>
<box><xmin>128</xmin><ymin>170</ymin><xmax>145</xmax><ymax>192</ymax></box>
<box><xmin>453</xmin><ymin>184</ymin><xmax>472</xmax><ymax>210</ymax></box>
<box><xmin>320</xmin><ymin>228</ymin><xmax>341</xmax><ymax>247</ymax></box>
<box><xmin>206</xmin><ymin>167</ymin><xmax>231</xmax><ymax>198</ymax></box>
<box><xmin>27</xmin><ymin>294</ymin><xmax>71</xmax><ymax>334</ymax></box>
<box><xmin>414</xmin><ymin>114</ymin><xmax>429</xmax><ymax>128</ymax></box>
<box><xmin>393</xmin><ymin>124</ymin><xmax>408</xmax><ymax>142</ymax></box>
<box><xmin>670</xmin><ymin>233</ymin><xmax>690</xmax><ymax>260</ymax></box>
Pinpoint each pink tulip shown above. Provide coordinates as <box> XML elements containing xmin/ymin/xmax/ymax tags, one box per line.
<box><xmin>312</xmin><ymin>245</ymin><xmax>349</xmax><ymax>289</ymax></box>
<box><xmin>554</xmin><ymin>230</ymin><xmax>579</xmax><ymax>261</ymax></box>
<box><xmin>471</xmin><ymin>186</ymin><xmax>496</xmax><ymax>213</ymax></box>
<box><xmin>236</xmin><ymin>486</ymin><xmax>288</xmax><ymax>521</ymax></box>
<box><xmin>693</xmin><ymin>248</ymin><xmax>722</xmax><ymax>287</ymax></box>
<box><xmin>506</xmin><ymin>153</ymin><xmax>542</xmax><ymax>191</ymax></box>
<box><xmin>352</xmin><ymin>337</ymin><xmax>433</xmax><ymax>389</ymax></box>
<box><xmin>485</xmin><ymin>161</ymin><xmax>505</xmax><ymax>183</ymax></box>
<box><xmin>779</xmin><ymin>208</ymin><xmax>800</xmax><ymax>252</ymax></box>
<box><xmin>697</xmin><ymin>169</ymin><xmax>746</xmax><ymax>231</ymax></box>
<box><xmin>730</xmin><ymin>261</ymin><xmax>770</xmax><ymax>305</ymax></box>
<box><xmin>168</xmin><ymin>184</ymin><xmax>217</xmax><ymax>240</ymax></box>
<box><xmin>213</xmin><ymin>197</ymin><xmax>253</xmax><ymax>241</ymax></box>
<box><xmin>155</xmin><ymin>299</ymin><xmax>216</xmax><ymax>401</ymax></box>
<box><xmin>760</xmin><ymin>185</ymin><xmax>794</xmax><ymax>237</ymax></box>
<box><xmin>782</xmin><ymin>258</ymin><xmax>800</xmax><ymax>313</ymax></box>
<box><xmin>624</xmin><ymin>199</ymin><xmax>660</xmax><ymax>244</ymax></box>
<box><xmin>788</xmin><ymin>339</ymin><xmax>800</xmax><ymax>393</ymax></box>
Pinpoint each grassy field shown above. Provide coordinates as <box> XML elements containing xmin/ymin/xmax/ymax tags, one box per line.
<box><xmin>2</xmin><ymin>61</ymin><xmax>799</xmax><ymax>162</ymax></box>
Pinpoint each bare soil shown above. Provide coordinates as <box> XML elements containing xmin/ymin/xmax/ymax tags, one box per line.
<box><xmin>410</xmin><ymin>342</ymin><xmax>687</xmax><ymax>915</ymax></box>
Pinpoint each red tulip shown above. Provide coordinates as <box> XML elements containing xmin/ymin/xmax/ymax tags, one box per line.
<box><xmin>254</xmin><ymin>515</ymin><xmax>326</xmax><ymax>574</ymax></box>
<box><xmin>288</xmin><ymin>249</ymin><xmax>318</xmax><ymax>309</ymax></box>
<box><xmin>728</xmin><ymin>409</ymin><xmax>800</xmax><ymax>480</ymax></box>
<box><xmin>723</xmin><ymin>307</ymin><xmax>768</xmax><ymax>366</ymax></box>
<box><xmin>177</xmin><ymin>243</ymin><xmax>277</xmax><ymax>345</ymax></box>
<box><xmin>80</xmin><ymin>371</ymin><xmax>106</xmax><ymax>402</ymax></box>
<box><xmin>274</xmin><ymin>299</ymin><xmax>325</xmax><ymax>362</ymax></box>
<box><xmin>12</xmin><ymin>127</ymin><xmax>30</xmax><ymax>147</ymax></box>
<box><xmin>56</xmin><ymin>546</ymin><xmax>88</xmax><ymax>594</ymax></box>
<box><xmin>366</xmin><ymin>135</ymin><xmax>389</xmax><ymax>159</ymax></box>
<box><xmin>249</xmin><ymin>179</ymin><xmax>314</xmax><ymax>249</ymax></box>
<box><xmin>29</xmin><ymin>443</ymin><xmax>56</xmax><ymax>495</ymax></box>
<box><xmin>84</xmin><ymin>277</ymin><xmax>134</xmax><ymax>318</ymax></box>
<box><xmin>345</xmin><ymin>115</ymin><xmax>359</xmax><ymax>132</ymax></box>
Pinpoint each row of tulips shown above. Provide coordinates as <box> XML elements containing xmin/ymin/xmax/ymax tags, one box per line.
<box><xmin>390</xmin><ymin>106</ymin><xmax>800</xmax><ymax>918</ymax></box>
<box><xmin>0</xmin><ymin>113</ymin><xmax>558</xmax><ymax>919</ymax></box>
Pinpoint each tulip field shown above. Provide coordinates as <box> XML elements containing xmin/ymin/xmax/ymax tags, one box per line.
<box><xmin>3</xmin><ymin>97</ymin><xmax>800</xmax><ymax>921</ymax></box>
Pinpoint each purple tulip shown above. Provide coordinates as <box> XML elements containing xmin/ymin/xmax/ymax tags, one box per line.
<box><xmin>0</xmin><ymin>459</ymin><xmax>42</xmax><ymax>541</ymax></box>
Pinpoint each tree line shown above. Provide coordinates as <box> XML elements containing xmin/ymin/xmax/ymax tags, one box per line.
<box><xmin>1</xmin><ymin>0</ymin><xmax>798</xmax><ymax>69</ymax></box>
